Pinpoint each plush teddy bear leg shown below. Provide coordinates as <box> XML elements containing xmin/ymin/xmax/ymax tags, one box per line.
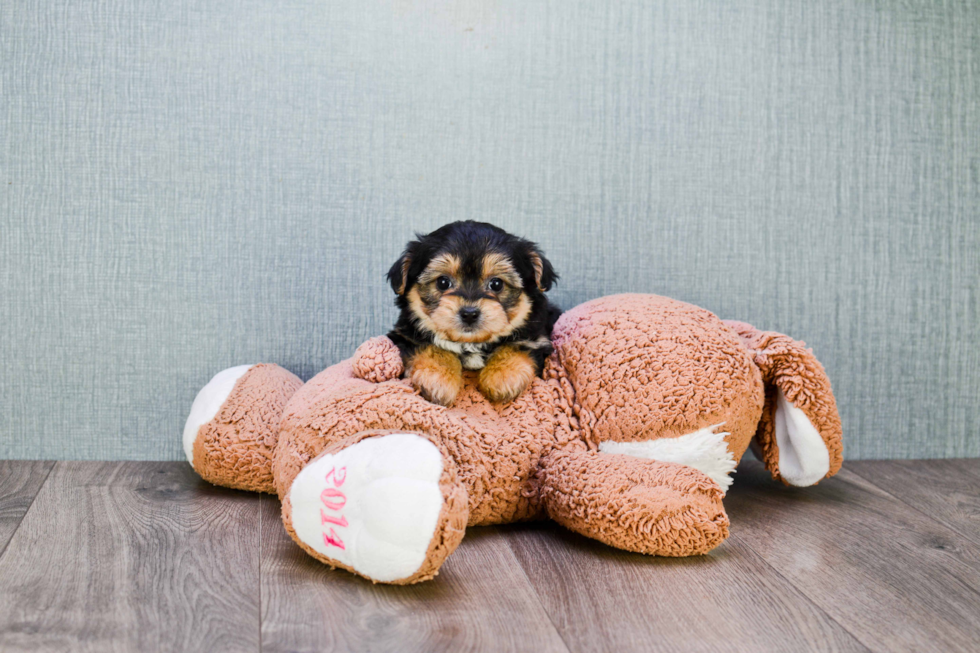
<box><xmin>724</xmin><ymin>321</ymin><xmax>844</xmax><ymax>487</ymax></box>
<box><xmin>184</xmin><ymin>363</ymin><xmax>303</xmax><ymax>493</ymax></box>
<box><xmin>537</xmin><ymin>450</ymin><xmax>730</xmax><ymax>556</ymax></box>
<box><xmin>282</xmin><ymin>430</ymin><xmax>469</xmax><ymax>584</ymax></box>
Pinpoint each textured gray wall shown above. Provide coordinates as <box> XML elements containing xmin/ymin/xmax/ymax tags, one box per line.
<box><xmin>2</xmin><ymin>0</ymin><xmax>978</xmax><ymax>460</ymax></box>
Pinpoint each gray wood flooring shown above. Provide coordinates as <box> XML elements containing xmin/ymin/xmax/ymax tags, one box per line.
<box><xmin>0</xmin><ymin>459</ymin><xmax>977</xmax><ymax>652</ymax></box>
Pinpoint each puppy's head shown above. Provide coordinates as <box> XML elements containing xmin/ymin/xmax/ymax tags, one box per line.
<box><xmin>387</xmin><ymin>221</ymin><xmax>557</xmax><ymax>344</ymax></box>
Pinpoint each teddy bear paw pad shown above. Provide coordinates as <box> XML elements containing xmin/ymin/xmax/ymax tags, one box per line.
<box><xmin>288</xmin><ymin>433</ymin><xmax>446</xmax><ymax>583</ymax></box>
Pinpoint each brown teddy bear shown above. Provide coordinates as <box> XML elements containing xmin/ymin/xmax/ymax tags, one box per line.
<box><xmin>183</xmin><ymin>294</ymin><xmax>842</xmax><ymax>584</ymax></box>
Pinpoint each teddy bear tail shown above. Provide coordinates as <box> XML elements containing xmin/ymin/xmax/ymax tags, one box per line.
<box><xmin>724</xmin><ymin>321</ymin><xmax>844</xmax><ymax>487</ymax></box>
<box><xmin>183</xmin><ymin>364</ymin><xmax>304</xmax><ymax>493</ymax></box>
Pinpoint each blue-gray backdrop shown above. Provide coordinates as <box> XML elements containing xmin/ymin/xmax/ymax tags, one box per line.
<box><xmin>2</xmin><ymin>0</ymin><xmax>978</xmax><ymax>460</ymax></box>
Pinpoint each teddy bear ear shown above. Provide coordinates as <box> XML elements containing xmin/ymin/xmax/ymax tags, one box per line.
<box><xmin>765</xmin><ymin>385</ymin><xmax>834</xmax><ymax>486</ymax></box>
<box><xmin>725</xmin><ymin>321</ymin><xmax>843</xmax><ymax>487</ymax></box>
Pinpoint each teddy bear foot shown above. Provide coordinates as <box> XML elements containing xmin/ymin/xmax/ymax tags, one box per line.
<box><xmin>183</xmin><ymin>364</ymin><xmax>255</xmax><ymax>465</ymax></box>
<box><xmin>283</xmin><ymin>432</ymin><xmax>469</xmax><ymax>584</ymax></box>
<box><xmin>184</xmin><ymin>363</ymin><xmax>303</xmax><ymax>493</ymax></box>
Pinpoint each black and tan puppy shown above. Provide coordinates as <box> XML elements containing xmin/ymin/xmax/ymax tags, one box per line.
<box><xmin>386</xmin><ymin>221</ymin><xmax>561</xmax><ymax>406</ymax></box>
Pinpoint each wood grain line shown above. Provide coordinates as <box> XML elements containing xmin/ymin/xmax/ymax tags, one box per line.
<box><xmin>0</xmin><ymin>461</ymin><xmax>55</xmax><ymax>558</ymax></box>
<box><xmin>725</xmin><ymin>460</ymin><xmax>980</xmax><ymax>653</ymax></box>
<box><xmin>508</xmin><ymin>519</ymin><xmax>867</xmax><ymax>653</ymax></box>
<box><xmin>258</xmin><ymin>496</ymin><xmax>570</xmax><ymax>653</ymax></box>
<box><xmin>847</xmin><ymin>459</ymin><xmax>980</xmax><ymax>549</ymax></box>
<box><xmin>0</xmin><ymin>462</ymin><xmax>261</xmax><ymax>653</ymax></box>
<box><xmin>1</xmin><ymin>458</ymin><xmax>978</xmax><ymax>652</ymax></box>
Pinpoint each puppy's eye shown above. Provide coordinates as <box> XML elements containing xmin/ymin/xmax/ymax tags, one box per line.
<box><xmin>488</xmin><ymin>277</ymin><xmax>504</xmax><ymax>292</ymax></box>
<box><xmin>436</xmin><ymin>276</ymin><xmax>452</xmax><ymax>291</ymax></box>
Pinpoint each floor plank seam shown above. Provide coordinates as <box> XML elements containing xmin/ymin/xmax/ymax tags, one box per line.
<box><xmin>845</xmin><ymin>465</ymin><xmax>980</xmax><ymax>549</ymax></box>
<box><xmin>505</xmin><ymin>532</ymin><xmax>574</xmax><ymax>653</ymax></box>
<box><xmin>4</xmin><ymin>461</ymin><xmax>978</xmax><ymax>651</ymax></box>
<box><xmin>727</xmin><ymin>531</ymin><xmax>875</xmax><ymax>653</ymax></box>
<box><xmin>0</xmin><ymin>461</ymin><xmax>56</xmax><ymax>561</ymax></box>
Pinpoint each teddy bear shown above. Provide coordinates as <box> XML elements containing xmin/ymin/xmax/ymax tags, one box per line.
<box><xmin>183</xmin><ymin>293</ymin><xmax>842</xmax><ymax>584</ymax></box>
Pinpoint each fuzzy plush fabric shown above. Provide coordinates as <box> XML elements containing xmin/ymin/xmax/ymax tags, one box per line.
<box><xmin>724</xmin><ymin>320</ymin><xmax>844</xmax><ymax>484</ymax></box>
<box><xmin>551</xmin><ymin>295</ymin><xmax>764</xmax><ymax>455</ymax></box>
<box><xmin>192</xmin><ymin>364</ymin><xmax>303</xmax><ymax>493</ymax></box>
<box><xmin>536</xmin><ymin>450</ymin><xmax>730</xmax><ymax>555</ymax></box>
<box><xmin>185</xmin><ymin>293</ymin><xmax>843</xmax><ymax>584</ymax></box>
<box><xmin>272</xmin><ymin>356</ymin><xmax>578</xmax><ymax>525</ymax></box>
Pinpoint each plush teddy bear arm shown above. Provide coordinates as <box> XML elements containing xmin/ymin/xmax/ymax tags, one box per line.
<box><xmin>536</xmin><ymin>449</ymin><xmax>730</xmax><ymax>556</ymax></box>
<box><xmin>724</xmin><ymin>321</ymin><xmax>844</xmax><ymax>487</ymax></box>
<box><xmin>351</xmin><ymin>336</ymin><xmax>405</xmax><ymax>383</ymax></box>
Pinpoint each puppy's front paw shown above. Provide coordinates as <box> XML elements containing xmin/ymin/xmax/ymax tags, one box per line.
<box><xmin>408</xmin><ymin>345</ymin><xmax>463</xmax><ymax>406</ymax></box>
<box><xmin>478</xmin><ymin>345</ymin><xmax>536</xmax><ymax>404</ymax></box>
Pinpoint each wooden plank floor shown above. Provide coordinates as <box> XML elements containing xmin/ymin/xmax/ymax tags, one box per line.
<box><xmin>0</xmin><ymin>459</ymin><xmax>977</xmax><ymax>652</ymax></box>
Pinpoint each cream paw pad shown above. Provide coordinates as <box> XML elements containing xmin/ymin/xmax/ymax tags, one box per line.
<box><xmin>284</xmin><ymin>432</ymin><xmax>468</xmax><ymax>584</ymax></box>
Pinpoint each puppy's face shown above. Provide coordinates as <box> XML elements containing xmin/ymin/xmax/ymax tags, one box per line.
<box><xmin>409</xmin><ymin>250</ymin><xmax>530</xmax><ymax>343</ymax></box>
<box><xmin>388</xmin><ymin>221</ymin><xmax>556</xmax><ymax>344</ymax></box>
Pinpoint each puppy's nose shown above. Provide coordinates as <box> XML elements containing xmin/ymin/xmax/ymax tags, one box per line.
<box><xmin>458</xmin><ymin>306</ymin><xmax>481</xmax><ymax>326</ymax></box>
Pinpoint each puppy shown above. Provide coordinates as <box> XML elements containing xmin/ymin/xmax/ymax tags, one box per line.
<box><xmin>386</xmin><ymin>221</ymin><xmax>561</xmax><ymax>406</ymax></box>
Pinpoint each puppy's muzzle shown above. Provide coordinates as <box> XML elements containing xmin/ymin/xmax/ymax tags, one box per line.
<box><xmin>458</xmin><ymin>306</ymin><xmax>481</xmax><ymax>326</ymax></box>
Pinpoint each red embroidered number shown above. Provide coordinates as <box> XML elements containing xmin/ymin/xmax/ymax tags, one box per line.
<box><xmin>320</xmin><ymin>487</ymin><xmax>346</xmax><ymax>510</ymax></box>
<box><xmin>320</xmin><ymin>466</ymin><xmax>347</xmax><ymax>550</ymax></box>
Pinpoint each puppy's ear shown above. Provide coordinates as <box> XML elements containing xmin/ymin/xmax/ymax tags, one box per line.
<box><xmin>529</xmin><ymin>249</ymin><xmax>558</xmax><ymax>292</ymax></box>
<box><xmin>387</xmin><ymin>252</ymin><xmax>412</xmax><ymax>295</ymax></box>
<box><xmin>388</xmin><ymin>234</ymin><xmax>431</xmax><ymax>296</ymax></box>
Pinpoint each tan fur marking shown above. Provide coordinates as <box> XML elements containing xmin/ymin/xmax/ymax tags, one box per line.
<box><xmin>409</xmin><ymin>253</ymin><xmax>531</xmax><ymax>345</ymax></box>
<box><xmin>418</xmin><ymin>253</ymin><xmax>461</xmax><ymax>285</ymax></box>
<box><xmin>478</xmin><ymin>345</ymin><xmax>536</xmax><ymax>403</ymax></box>
<box><xmin>396</xmin><ymin>257</ymin><xmax>411</xmax><ymax>295</ymax></box>
<box><xmin>408</xmin><ymin>345</ymin><xmax>463</xmax><ymax>406</ymax></box>
<box><xmin>530</xmin><ymin>252</ymin><xmax>546</xmax><ymax>291</ymax></box>
<box><xmin>504</xmin><ymin>293</ymin><xmax>532</xmax><ymax>331</ymax></box>
<box><xmin>408</xmin><ymin>287</ymin><xmax>437</xmax><ymax>320</ymax></box>
<box><xmin>481</xmin><ymin>252</ymin><xmax>521</xmax><ymax>287</ymax></box>
<box><xmin>426</xmin><ymin>294</ymin><xmax>513</xmax><ymax>344</ymax></box>
<box><xmin>407</xmin><ymin>286</ymin><xmax>451</xmax><ymax>340</ymax></box>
